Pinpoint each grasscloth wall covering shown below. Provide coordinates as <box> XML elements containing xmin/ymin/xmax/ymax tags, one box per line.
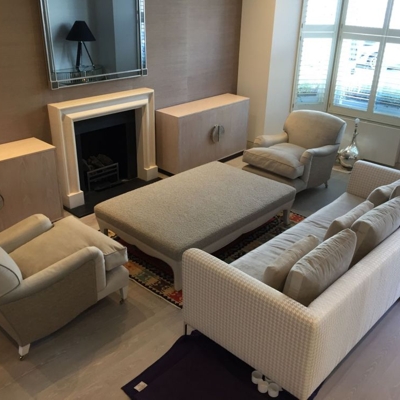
<box><xmin>0</xmin><ymin>0</ymin><xmax>242</xmax><ymax>145</ymax></box>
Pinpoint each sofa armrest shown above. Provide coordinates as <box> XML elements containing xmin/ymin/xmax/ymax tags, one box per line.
<box><xmin>253</xmin><ymin>132</ymin><xmax>288</xmax><ymax>148</ymax></box>
<box><xmin>346</xmin><ymin>160</ymin><xmax>400</xmax><ymax>199</ymax></box>
<box><xmin>0</xmin><ymin>247</ymin><xmax>106</xmax><ymax>305</ymax></box>
<box><xmin>182</xmin><ymin>249</ymin><xmax>319</xmax><ymax>400</ymax></box>
<box><xmin>0</xmin><ymin>214</ymin><xmax>53</xmax><ymax>253</ymax></box>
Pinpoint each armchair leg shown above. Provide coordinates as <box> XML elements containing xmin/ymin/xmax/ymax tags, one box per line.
<box><xmin>119</xmin><ymin>285</ymin><xmax>128</xmax><ymax>304</ymax></box>
<box><xmin>19</xmin><ymin>344</ymin><xmax>30</xmax><ymax>360</ymax></box>
<box><xmin>325</xmin><ymin>181</ymin><xmax>328</xmax><ymax>188</ymax></box>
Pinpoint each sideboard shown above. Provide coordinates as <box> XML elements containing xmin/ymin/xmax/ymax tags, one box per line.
<box><xmin>156</xmin><ymin>94</ymin><xmax>249</xmax><ymax>174</ymax></box>
<box><xmin>0</xmin><ymin>138</ymin><xmax>63</xmax><ymax>231</ymax></box>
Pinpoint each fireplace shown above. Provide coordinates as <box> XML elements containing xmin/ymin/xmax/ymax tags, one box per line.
<box><xmin>47</xmin><ymin>88</ymin><xmax>158</xmax><ymax>209</ymax></box>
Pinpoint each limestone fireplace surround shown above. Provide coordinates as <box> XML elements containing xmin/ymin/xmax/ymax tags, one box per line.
<box><xmin>47</xmin><ymin>88</ymin><xmax>158</xmax><ymax>209</ymax></box>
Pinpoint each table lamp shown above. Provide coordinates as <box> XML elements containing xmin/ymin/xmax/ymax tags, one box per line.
<box><xmin>66</xmin><ymin>21</ymin><xmax>96</xmax><ymax>70</ymax></box>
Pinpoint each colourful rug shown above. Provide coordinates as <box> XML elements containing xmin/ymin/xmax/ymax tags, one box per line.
<box><xmin>118</xmin><ymin>212</ymin><xmax>305</xmax><ymax>308</ymax></box>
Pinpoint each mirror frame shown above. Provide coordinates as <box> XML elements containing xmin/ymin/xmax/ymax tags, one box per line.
<box><xmin>39</xmin><ymin>0</ymin><xmax>147</xmax><ymax>89</ymax></box>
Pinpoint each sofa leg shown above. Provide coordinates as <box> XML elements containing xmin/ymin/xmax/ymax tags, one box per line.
<box><xmin>184</xmin><ymin>323</ymin><xmax>188</xmax><ymax>336</ymax></box>
<box><xmin>19</xmin><ymin>344</ymin><xmax>30</xmax><ymax>360</ymax></box>
<box><xmin>119</xmin><ymin>286</ymin><xmax>128</xmax><ymax>304</ymax></box>
<box><xmin>102</xmin><ymin>228</ymin><xmax>109</xmax><ymax>236</ymax></box>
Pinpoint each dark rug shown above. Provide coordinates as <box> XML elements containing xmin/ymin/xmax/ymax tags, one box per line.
<box><xmin>121</xmin><ymin>330</ymin><xmax>321</xmax><ymax>400</ymax></box>
<box><xmin>120</xmin><ymin>212</ymin><xmax>305</xmax><ymax>308</ymax></box>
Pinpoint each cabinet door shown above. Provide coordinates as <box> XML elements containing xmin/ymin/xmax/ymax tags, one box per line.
<box><xmin>0</xmin><ymin>149</ymin><xmax>62</xmax><ymax>231</ymax></box>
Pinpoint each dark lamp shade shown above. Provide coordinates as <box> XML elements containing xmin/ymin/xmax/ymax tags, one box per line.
<box><xmin>66</xmin><ymin>21</ymin><xmax>96</xmax><ymax>42</ymax></box>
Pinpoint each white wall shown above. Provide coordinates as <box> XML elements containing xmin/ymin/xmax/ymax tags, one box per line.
<box><xmin>237</xmin><ymin>0</ymin><xmax>301</xmax><ymax>143</ymax></box>
<box><xmin>340</xmin><ymin>117</ymin><xmax>400</xmax><ymax>166</ymax></box>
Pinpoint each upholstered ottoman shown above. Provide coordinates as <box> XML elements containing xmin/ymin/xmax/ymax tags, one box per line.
<box><xmin>94</xmin><ymin>162</ymin><xmax>296</xmax><ymax>290</ymax></box>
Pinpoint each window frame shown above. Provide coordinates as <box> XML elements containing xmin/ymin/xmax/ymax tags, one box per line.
<box><xmin>292</xmin><ymin>0</ymin><xmax>400</xmax><ymax>127</ymax></box>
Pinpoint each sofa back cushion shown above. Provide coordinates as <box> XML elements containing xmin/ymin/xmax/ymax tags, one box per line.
<box><xmin>351</xmin><ymin>196</ymin><xmax>400</xmax><ymax>266</ymax></box>
<box><xmin>367</xmin><ymin>179</ymin><xmax>400</xmax><ymax>206</ymax></box>
<box><xmin>324</xmin><ymin>200</ymin><xmax>374</xmax><ymax>240</ymax></box>
<box><xmin>0</xmin><ymin>247</ymin><xmax>22</xmax><ymax>297</ymax></box>
<box><xmin>283</xmin><ymin>229</ymin><xmax>357</xmax><ymax>306</ymax></box>
<box><xmin>263</xmin><ymin>235</ymin><xmax>320</xmax><ymax>291</ymax></box>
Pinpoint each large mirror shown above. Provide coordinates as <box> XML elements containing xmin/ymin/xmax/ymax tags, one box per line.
<box><xmin>39</xmin><ymin>0</ymin><xmax>147</xmax><ymax>89</ymax></box>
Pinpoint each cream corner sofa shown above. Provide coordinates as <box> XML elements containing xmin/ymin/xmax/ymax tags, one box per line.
<box><xmin>182</xmin><ymin>160</ymin><xmax>400</xmax><ymax>400</ymax></box>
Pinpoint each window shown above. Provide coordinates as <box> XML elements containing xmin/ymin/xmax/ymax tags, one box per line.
<box><xmin>293</xmin><ymin>0</ymin><xmax>400</xmax><ymax>126</ymax></box>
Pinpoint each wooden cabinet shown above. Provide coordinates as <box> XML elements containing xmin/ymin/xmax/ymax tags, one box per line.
<box><xmin>0</xmin><ymin>138</ymin><xmax>63</xmax><ymax>231</ymax></box>
<box><xmin>156</xmin><ymin>94</ymin><xmax>249</xmax><ymax>174</ymax></box>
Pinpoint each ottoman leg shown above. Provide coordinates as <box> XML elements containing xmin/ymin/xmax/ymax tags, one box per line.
<box><xmin>283</xmin><ymin>209</ymin><xmax>291</xmax><ymax>226</ymax></box>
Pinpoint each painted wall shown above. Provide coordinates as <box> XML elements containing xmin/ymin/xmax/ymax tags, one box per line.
<box><xmin>237</xmin><ymin>0</ymin><xmax>302</xmax><ymax>142</ymax></box>
<box><xmin>0</xmin><ymin>0</ymin><xmax>242</xmax><ymax>145</ymax></box>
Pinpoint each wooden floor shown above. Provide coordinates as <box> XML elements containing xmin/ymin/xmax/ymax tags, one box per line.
<box><xmin>2</xmin><ymin>162</ymin><xmax>400</xmax><ymax>400</ymax></box>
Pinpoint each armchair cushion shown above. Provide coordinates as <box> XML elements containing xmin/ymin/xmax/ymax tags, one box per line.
<box><xmin>10</xmin><ymin>216</ymin><xmax>127</xmax><ymax>278</ymax></box>
<box><xmin>243</xmin><ymin>143</ymin><xmax>306</xmax><ymax>179</ymax></box>
<box><xmin>0</xmin><ymin>247</ymin><xmax>22</xmax><ymax>297</ymax></box>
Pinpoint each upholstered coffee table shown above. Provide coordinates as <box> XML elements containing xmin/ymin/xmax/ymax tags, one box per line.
<box><xmin>94</xmin><ymin>162</ymin><xmax>296</xmax><ymax>290</ymax></box>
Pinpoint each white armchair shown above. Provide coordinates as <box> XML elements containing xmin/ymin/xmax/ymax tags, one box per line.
<box><xmin>0</xmin><ymin>214</ymin><xmax>129</xmax><ymax>359</ymax></box>
<box><xmin>242</xmin><ymin>110</ymin><xmax>346</xmax><ymax>192</ymax></box>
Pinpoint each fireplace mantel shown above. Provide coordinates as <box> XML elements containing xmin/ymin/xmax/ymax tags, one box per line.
<box><xmin>48</xmin><ymin>88</ymin><xmax>158</xmax><ymax>209</ymax></box>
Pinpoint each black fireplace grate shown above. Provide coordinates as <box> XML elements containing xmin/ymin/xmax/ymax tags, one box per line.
<box><xmin>87</xmin><ymin>163</ymin><xmax>120</xmax><ymax>191</ymax></box>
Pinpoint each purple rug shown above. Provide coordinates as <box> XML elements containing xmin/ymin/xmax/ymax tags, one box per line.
<box><xmin>122</xmin><ymin>331</ymin><xmax>322</xmax><ymax>400</ymax></box>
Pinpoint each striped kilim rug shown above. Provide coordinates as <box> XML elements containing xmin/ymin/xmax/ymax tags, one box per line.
<box><xmin>117</xmin><ymin>212</ymin><xmax>305</xmax><ymax>308</ymax></box>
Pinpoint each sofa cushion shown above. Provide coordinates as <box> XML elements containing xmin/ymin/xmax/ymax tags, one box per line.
<box><xmin>0</xmin><ymin>247</ymin><xmax>22</xmax><ymax>297</ymax></box>
<box><xmin>243</xmin><ymin>143</ymin><xmax>306</xmax><ymax>179</ymax></box>
<box><xmin>10</xmin><ymin>216</ymin><xmax>128</xmax><ymax>278</ymax></box>
<box><xmin>324</xmin><ymin>200</ymin><xmax>374</xmax><ymax>240</ymax></box>
<box><xmin>283</xmin><ymin>229</ymin><xmax>357</xmax><ymax>306</ymax></box>
<box><xmin>367</xmin><ymin>179</ymin><xmax>400</xmax><ymax>206</ymax></box>
<box><xmin>263</xmin><ymin>235</ymin><xmax>320</xmax><ymax>291</ymax></box>
<box><xmin>351</xmin><ymin>196</ymin><xmax>400</xmax><ymax>266</ymax></box>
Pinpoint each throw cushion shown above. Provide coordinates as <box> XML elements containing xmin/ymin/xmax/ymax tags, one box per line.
<box><xmin>243</xmin><ymin>143</ymin><xmax>306</xmax><ymax>179</ymax></box>
<box><xmin>283</xmin><ymin>229</ymin><xmax>357</xmax><ymax>306</ymax></box>
<box><xmin>324</xmin><ymin>200</ymin><xmax>374</xmax><ymax>240</ymax></box>
<box><xmin>351</xmin><ymin>196</ymin><xmax>400</xmax><ymax>266</ymax></box>
<box><xmin>0</xmin><ymin>247</ymin><xmax>22</xmax><ymax>297</ymax></box>
<box><xmin>390</xmin><ymin>185</ymin><xmax>400</xmax><ymax>200</ymax></box>
<box><xmin>367</xmin><ymin>179</ymin><xmax>400</xmax><ymax>206</ymax></box>
<box><xmin>263</xmin><ymin>235</ymin><xmax>320</xmax><ymax>291</ymax></box>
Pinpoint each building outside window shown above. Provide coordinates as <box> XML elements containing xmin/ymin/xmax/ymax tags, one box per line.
<box><xmin>293</xmin><ymin>0</ymin><xmax>400</xmax><ymax>127</ymax></box>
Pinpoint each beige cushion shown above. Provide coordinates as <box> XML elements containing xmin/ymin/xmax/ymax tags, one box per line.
<box><xmin>0</xmin><ymin>247</ymin><xmax>22</xmax><ymax>297</ymax></box>
<box><xmin>324</xmin><ymin>200</ymin><xmax>374</xmax><ymax>240</ymax></box>
<box><xmin>283</xmin><ymin>229</ymin><xmax>357</xmax><ymax>306</ymax></box>
<box><xmin>390</xmin><ymin>185</ymin><xmax>400</xmax><ymax>199</ymax></box>
<box><xmin>367</xmin><ymin>179</ymin><xmax>400</xmax><ymax>206</ymax></box>
<box><xmin>263</xmin><ymin>235</ymin><xmax>320</xmax><ymax>291</ymax></box>
<box><xmin>243</xmin><ymin>143</ymin><xmax>306</xmax><ymax>179</ymax></box>
<box><xmin>10</xmin><ymin>216</ymin><xmax>127</xmax><ymax>278</ymax></box>
<box><xmin>351</xmin><ymin>196</ymin><xmax>400</xmax><ymax>266</ymax></box>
